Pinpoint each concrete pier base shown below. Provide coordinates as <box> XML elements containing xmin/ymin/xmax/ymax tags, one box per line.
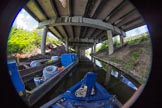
<box><xmin>41</xmin><ymin>26</ymin><xmax>48</xmax><ymax>55</ymax></box>
<box><xmin>107</xmin><ymin>30</ymin><xmax>114</xmax><ymax>55</ymax></box>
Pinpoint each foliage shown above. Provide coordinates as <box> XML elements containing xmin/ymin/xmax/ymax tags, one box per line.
<box><xmin>46</xmin><ymin>37</ymin><xmax>62</xmax><ymax>45</ymax></box>
<box><xmin>8</xmin><ymin>27</ymin><xmax>61</xmax><ymax>54</ymax></box>
<box><xmin>110</xmin><ymin>57</ymin><xmax>123</xmax><ymax>63</ymax></box>
<box><xmin>124</xmin><ymin>51</ymin><xmax>140</xmax><ymax>70</ymax></box>
<box><xmin>113</xmin><ymin>36</ymin><xmax>120</xmax><ymax>48</ymax></box>
<box><xmin>97</xmin><ymin>40</ymin><xmax>109</xmax><ymax>52</ymax></box>
<box><xmin>85</xmin><ymin>49</ymin><xmax>91</xmax><ymax>55</ymax></box>
<box><xmin>45</xmin><ymin>60</ymin><xmax>53</xmax><ymax>64</ymax></box>
<box><xmin>8</xmin><ymin>27</ymin><xmax>39</xmax><ymax>54</ymax></box>
<box><xmin>97</xmin><ymin>33</ymin><xmax>150</xmax><ymax>53</ymax></box>
<box><xmin>125</xmin><ymin>34</ymin><xmax>150</xmax><ymax>44</ymax></box>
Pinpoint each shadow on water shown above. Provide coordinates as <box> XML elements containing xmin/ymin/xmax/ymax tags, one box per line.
<box><xmin>31</xmin><ymin>57</ymin><xmax>140</xmax><ymax>107</ymax></box>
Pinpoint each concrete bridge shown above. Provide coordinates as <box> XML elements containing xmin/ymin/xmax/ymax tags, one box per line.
<box><xmin>25</xmin><ymin>0</ymin><xmax>145</xmax><ymax>57</ymax></box>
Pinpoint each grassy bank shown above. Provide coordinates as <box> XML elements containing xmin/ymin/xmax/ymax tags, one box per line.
<box><xmin>95</xmin><ymin>33</ymin><xmax>152</xmax><ymax>84</ymax></box>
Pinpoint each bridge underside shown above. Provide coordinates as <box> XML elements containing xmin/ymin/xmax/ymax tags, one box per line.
<box><xmin>25</xmin><ymin>0</ymin><xmax>146</xmax><ymax>56</ymax></box>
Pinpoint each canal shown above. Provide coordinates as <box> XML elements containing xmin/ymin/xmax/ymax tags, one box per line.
<box><xmin>31</xmin><ymin>56</ymin><xmax>140</xmax><ymax>108</ymax></box>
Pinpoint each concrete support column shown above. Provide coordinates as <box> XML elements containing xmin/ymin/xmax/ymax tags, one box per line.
<box><xmin>41</xmin><ymin>26</ymin><xmax>48</xmax><ymax>55</ymax></box>
<box><xmin>75</xmin><ymin>46</ymin><xmax>78</xmax><ymax>54</ymax></box>
<box><xmin>107</xmin><ymin>30</ymin><xmax>114</xmax><ymax>55</ymax></box>
<box><xmin>120</xmin><ymin>35</ymin><xmax>124</xmax><ymax>46</ymax></box>
<box><xmin>91</xmin><ymin>46</ymin><xmax>94</xmax><ymax>54</ymax></box>
<box><xmin>81</xmin><ymin>49</ymin><xmax>85</xmax><ymax>56</ymax></box>
<box><xmin>65</xmin><ymin>38</ymin><xmax>68</xmax><ymax>52</ymax></box>
<box><xmin>69</xmin><ymin>46</ymin><xmax>71</xmax><ymax>53</ymax></box>
<box><xmin>93</xmin><ymin>41</ymin><xmax>96</xmax><ymax>65</ymax></box>
<box><xmin>91</xmin><ymin>46</ymin><xmax>94</xmax><ymax>62</ymax></box>
<box><xmin>94</xmin><ymin>40</ymin><xmax>96</xmax><ymax>54</ymax></box>
<box><xmin>92</xmin><ymin>41</ymin><xmax>96</xmax><ymax>64</ymax></box>
<box><xmin>79</xmin><ymin>48</ymin><xmax>82</xmax><ymax>60</ymax></box>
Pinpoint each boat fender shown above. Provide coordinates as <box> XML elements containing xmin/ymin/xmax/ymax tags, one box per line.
<box><xmin>43</xmin><ymin>65</ymin><xmax>58</xmax><ymax>81</ymax></box>
<box><xmin>30</xmin><ymin>60</ymin><xmax>41</xmax><ymax>67</ymax></box>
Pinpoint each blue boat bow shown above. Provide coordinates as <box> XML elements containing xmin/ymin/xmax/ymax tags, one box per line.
<box><xmin>40</xmin><ymin>72</ymin><xmax>122</xmax><ymax>108</ymax></box>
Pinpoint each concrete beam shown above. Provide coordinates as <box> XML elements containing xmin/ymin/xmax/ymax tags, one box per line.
<box><xmin>48</xmin><ymin>27</ymin><xmax>63</xmax><ymax>39</ymax></box>
<box><xmin>68</xmin><ymin>38</ymin><xmax>99</xmax><ymax>43</ymax></box>
<box><xmin>69</xmin><ymin>43</ymin><xmax>93</xmax><ymax>47</ymax></box>
<box><xmin>122</xmin><ymin>19</ymin><xmax>145</xmax><ymax>31</ymax></box>
<box><xmin>80</xmin><ymin>27</ymin><xmax>88</xmax><ymax>38</ymax></box>
<box><xmin>91</xmin><ymin>30</ymin><xmax>103</xmax><ymax>39</ymax></box>
<box><xmin>107</xmin><ymin>30</ymin><xmax>114</xmax><ymax>55</ymax></box>
<box><xmin>41</xmin><ymin>26</ymin><xmax>48</xmax><ymax>55</ymax></box>
<box><xmin>116</xmin><ymin>11</ymin><xmax>140</xmax><ymax>26</ymax></box>
<box><xmin>38</xmin><ymin>16</ymin><xmax>125</xmax><ymax>36</ymax></box>
<box><xmin>27</xmin><ymin>0</ymin><xmax>47</xmax><ymax>21</ymax></box>
<box><xmin>83</xmin><ymin>28</ymin><xmax>95</xmax><ymax>38</ymax></box>
<box><xmin>114</xmin><ymin>9</ymin><xmax>137</xmax><ymax>25</ymax></box>
<box><xmin>38</xmin><ymin>0</ymin><xmax>58</xmax><ymax>18</ymax></box>
<box><xmin>105</xmin><ymin>0</ymin><xmax>127</xmax><ymax>22</ymax></box>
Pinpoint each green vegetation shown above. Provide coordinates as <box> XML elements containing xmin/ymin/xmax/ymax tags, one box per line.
<box><xmin>85</xmin><ymin>49</ymin><xmax>90</xmax><ymax>56</ymax></box>
<box><xmin>97</xmin><ymin>32</ymin><xmax>150</xmax><ymax>52</ymax></box>
<box><xmin>113</xmin><ymin>36</ymin><xmax>120</xmax><ymax>48</ymax></box>
<box><xmin>110</xmin><ymin>57</ymin><xmax>123</xmax><ymax>63</ymax></box>
<box><xmin>97</xmin><ymin>40</ymin><xmax>109</xmax><ymax>52</ymax></box>
<box><xmin>97</xmin><ymin>36</ymin><xmax>120</xmax><ymax>52</ymax></box>
<box><xmin>124</xmin><ymin>51</ymin><xmax>140</xmax><ymax>70</ymax></box>
<box><xmin>8</xmin><ymin>27</ymin><xmax>62</xmax><ymax>54</ymax></box>
<box><xmin>45</xmin><ymin>59</ymin><xmax>53</xmax><ymax>64</ymax></box>
<box><xmin>125</xmin><ymin>32</ymin><xmax>150</xmax><ymax>44</ymax></box>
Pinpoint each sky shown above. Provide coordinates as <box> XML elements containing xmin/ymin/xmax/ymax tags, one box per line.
<box><xmin>13</xmin><ymin>9</ymin><xmax>38</xmax><ymax>31</ymax></box>
<box><xmin>13</xmin><ymin>9</ymin><xmax>148</xmax><ymax>38</ymax></box>
<box><xmin>13</xmin><ymin>9</ymin><xmax>57</xmax><ymax>39</ymax></box>
<box><xmin>125</xmin><ymin>25</ymin><xmax>148</xmax><ymax>37</ymax></box>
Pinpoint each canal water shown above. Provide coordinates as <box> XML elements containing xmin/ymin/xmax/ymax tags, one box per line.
<box><xmin>31</xmin><ymin>56</ymin><xmax>141</xmax><ymax>108</ymax></box>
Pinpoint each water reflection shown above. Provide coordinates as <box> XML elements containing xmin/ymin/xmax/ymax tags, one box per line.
<box><xmin>87</xmin><ymin>55</ymin><xmax>138</xmax><ymax>90</ymax></box>
<box><xmin>120</xmin><ymin>75</ymin><xmax>137</xmax><ymax>90</ymax></box>
<box><xmin>110</xmin><ymin>70</ymin><xmax>137</xmax><ymax>90</ymax></box>
<box><xmin>87</xmin><ymin>55</ymin><xmax>102</xmax><ymax>67</ymax></box>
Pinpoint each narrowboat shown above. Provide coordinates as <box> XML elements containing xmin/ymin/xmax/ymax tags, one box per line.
<box><xmin>40</xmin><ymin>72</ymin><xmax>122</xmax><ymax>108</ymax></box>
<box><xmin>7</xmin><ymin>53</ymin><xmax>78</xmax><ymax>107</ymax></box>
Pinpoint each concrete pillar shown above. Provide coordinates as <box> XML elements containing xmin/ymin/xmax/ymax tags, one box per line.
<box><xmin>65</xmin><ymin>38</ymin><xmax>68</xmax><ymax>52</ymax></box>
<box><xmin>79</xmin><ymin>48</ymin><xmax>82</xmax><ymax>60</ymax></box>
<box><xmin>91</xmin><ymin>46</ymin><xmax>94</xmax><ymax>62</ymax></box>
<box><xmin>41</xmin><ymin>26</ymin><xmax>48</xmax><ymax>55</ymax></box>
<box><xmin>69</xmin><ymin>46</ymin><xmax>71</xmax><ymax>53</ymax></box>
<box><xmin>91</xmin><ymin>46</ymin><xmax>94</xmax><ymax>54</ymax></box>
<box><xmin>93</xmin><ymin>41</ymin><xmax>96</xmax><ymax>65</ymax></box>
<box><xmin>94</xmin><ymin>40</ymin><xmax>96</xmax><ymax>53</ymax></box>
<box><xmin>75</xmin><ymin>46</ymin><xmax>78</xmax><ymax>53</ymax></box>
<box><xmin>107</xmin><ymin>30</ymin><xmax>114</xmax><ymax>55</ymax></box>
<box><xmin>120</xmin><ymin>35</ymin><xmax>124</xmax><ymax>46</ymax></box>
<box><xmin>81</xmin><ymin>49</ymin><xmax>85</xmax><ymax>56</ymax></box>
